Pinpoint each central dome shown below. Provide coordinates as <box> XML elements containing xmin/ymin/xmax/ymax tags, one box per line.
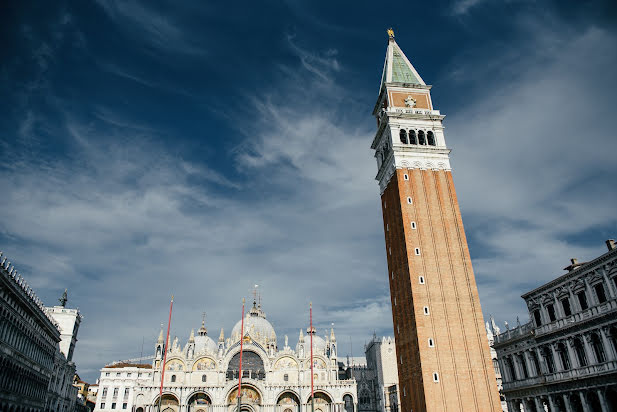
<box><xmin>231</xmin><ymin>302</ymin><xmax>276</xmax><ymax>346</ymax></box>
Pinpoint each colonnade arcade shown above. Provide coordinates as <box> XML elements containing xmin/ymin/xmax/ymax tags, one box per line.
<box><xmin>506</xmin><ymin>385</ymin><xmax>617</xmax><ymax>412</ymax></box>
<box><xmin>134</xmin><ymin>387</ymin><xmax>354</xmax><ymax>412</ymax></box>
<box><xmin>499</xmin><ymin>326</ymin><xmax>617</xmax><ymax>382</ymax></box>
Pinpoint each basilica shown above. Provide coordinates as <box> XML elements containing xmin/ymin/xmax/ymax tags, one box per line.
<box><xmin>93</xmin><ymin>300</ymin><xmax>357</xmax><ymax>412</ymax></box>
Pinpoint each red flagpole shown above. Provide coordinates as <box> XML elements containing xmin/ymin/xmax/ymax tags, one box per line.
<box><xmin>310</xmin><ymin>302</ymin><xmax>314</xmax><ymax>412</ymax></box>
<box><xmin>158</xmin><ymin>295</ymin><xmax>174</xmax><ymax>411</ymax></box>
<box><xmin>237</xmin><ymin>298</ymin><xmax>246</xmax><ymax>412</ymax></box>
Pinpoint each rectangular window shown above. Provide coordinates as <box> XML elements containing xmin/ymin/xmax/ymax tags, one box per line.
<box><xmin>404</xmin><ymin>174</ymin><xmax>409</xmax><ymax>180</ymax></box>
<box><xmin>561</xmin><ymin>297</ymin><xmax>572</xmax><ymax>316</ymax></box>
<box><xmin>594</xmin><ymin>283</ymin><xmax>607</xmax><ymax>303</ymax></box>
<box><xmin>112</xmin><ymin>403</ymin><xmax>116</xmax><ymax>409</ymax></box>
<box><xmin>102</xmin><ymin>388</ymin><xmax>108</xmax><ymax>398</ymax></box>
<box><xmin>428</xmin><ymin>338</ymin><xmax>434</xmax><ymax>347</ymax></box>
<box><xmin>433</xmin><ymin>372</ymin><xmax>439</xmax><ymax>382</ymax></box>
<box><xmin>113</xmin><ymin>388</ymin><xmax>118</xmax><ymax>397</ymax></box>
<box><xmin>407</xmin><ymin>197</ymin><xmax>412</xmax><ymax>204</ymax></box>
<box><xmin>411</xmin><ymin>221</ymin><xmax>417</xmax><ymax>229</ymax></box>
<box><xmin>414</xmin><ymin>248</ymin><xmax>420</xmax><ymax>255</ymax></box>
<box><xmin>577</xmin><ymin>291</ymin><xmax>588</xmax><ymax>310</ymax></box>
<box><xmin>546</xmin><ymin>304</ymin><xmax>556</xmax><ymax>322</ymax></box>
<box><xmin>533</xmin><ymin>310</ymin><xmax>542</xmax><ymax>327</ymax></box>
<box><xmin>123</xmin><ymin>404</ymin><xmax>127</xmax><ymax>410</ymax></box>
<box><xmin>418</xmin><ymin>276</ymin><xmax>425</xmax><ymax>284</ymax></box>
<box><xmin>423</xmin><ymin>306</ymin><xmax>430</xmax><ymax>315</ymax></box>
<box><xmin>101</xmin><ymin>403</ymin><xmax>105</xmax><ymax>409</ymax></box>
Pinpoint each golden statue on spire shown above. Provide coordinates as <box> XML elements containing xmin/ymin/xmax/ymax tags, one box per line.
<box><xmin>387</xmin><ymin>28</ymin><xmax>395</xmax><ymax>39</ymax></box>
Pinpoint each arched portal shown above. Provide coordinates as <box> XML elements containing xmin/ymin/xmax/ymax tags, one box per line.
<box><xmin>307</xmin><ymin>392</ymin><xmax>332</xmax><ymax>412</ymax></box>
<box><xmin>277</xmin><ymin>391</ymin><xmax>300</xmax><ymax>412</ymax></box>
<box><xmin>153</xmin><ymin>394</ymin><xmax>180</xmax><ymax>412</ymax></box>
<box><xmin>227</xmin><ymin>351</ymin><xmax>265</xmax><ymax>380</ymax></box>
<box><xmin>188</xmin><ymin>392</ymin><xmax>212</xmax><ymax>412</ymax></box>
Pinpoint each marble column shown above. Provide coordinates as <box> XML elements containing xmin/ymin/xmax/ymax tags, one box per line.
<box><xmin>547</xmin><ymin>395</ymin><xmax>557</xmax><ymax>412</ymax></box>
<box><xmin>565</xmin><ymin>339</ymin><xmax>579</xmax><ymax>369</ymax></box>
<box><xmin>533</xmin><ymin>396</ymin><xmax>544</xmax><ymax>412</ymax></box>
<box><xmin>578</xmin><ymin>391</ymin><xmax>591</xmax><ymax>412</ymax></box>
<box><xmin>524</xmin><ymin>351</ymin><xmax>537</xmax><ymax>377</ymax></box>
<box><xmin>597</xmin><ymin>388</ymin><xmax>609</xmax><ymax>412</ymax></box>
<box><xmin>600</xmin><ymin>267</ymin><xmax>616</xmax><ymax>298</ymax></box>
<box><xmin>550</xmin><ymin>343</ymin><xmax>562</xmax><ymax>372</ymax></box>
<box><xmin>562</xmin><ymin>394</ymin><xmax>572</xmax><ymax>412</ymax></box>
<box><xmin>583</xmin><ymin>278</ymin><xmax>595</xmax><ymax>307</ymax></box>
<box><xmin>599</xmin><ymin>328</ymin><xmax>615</xmax><ymax>361</ymax></box>
<box><xmin>582</xmin><ymin>335</ymin><xmax>596</xmax><ymax>365</ymax></box>
<box><xmin>535</xmin><ymin>348</ymin><xmax>547</xmax><ymax>375</ymax></box>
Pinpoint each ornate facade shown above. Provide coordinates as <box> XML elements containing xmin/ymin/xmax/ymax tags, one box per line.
<box><xmin>370</xmin><ymin>30</ymin><xmax>501</xmax><ymax>412</ymax></box>
<box><xmin>493</xmin><ymin>240</ymin><xmax>617</xmax><ymax>411</ymax></box>
<box><xmin>93</xmin><ymin>301</ymin><xmax>357</xmax><ymax>412</ymax></box>
<box><xmin>0</xmin><ymin>251</ymin><xmax>82</xmax><ymax>412</ymax></box>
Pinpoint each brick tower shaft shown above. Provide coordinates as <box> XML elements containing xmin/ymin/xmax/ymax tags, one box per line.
<box><xmin>372</xmin><ymin>30</ymin><xmax>501</xmax><ymax>412</ymax></box>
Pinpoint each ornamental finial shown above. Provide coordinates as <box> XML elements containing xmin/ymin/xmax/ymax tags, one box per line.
<box><xmin>387</xmin><ymin>28</ymin><xmax>395</xmax><ymax>39</ymax></box>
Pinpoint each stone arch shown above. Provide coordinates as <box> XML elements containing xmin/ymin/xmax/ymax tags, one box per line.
<box><xmin>152</xmin><ymin>393</ymin><xmax>180</xmax><ymax>411</ymax></box>
<box><xmin>277</xmin><ymin>390</ymin><xmax>301</xmax><ymax>412</ymax></box>
<box><xmin>606</xmin><ymin>387</ymin><xmax>617</xmax><ymax>410</ymax></box>
<box><xmin>306</xmin><ymin>391</ymin><xmax>333</xmax><ymax>404</ymax></box>
<box><xmin>343</xmin><ymin>393</ymin><xmax>354</xmax><ymax>412</ymax></box>
<box><xmin>187</xmin><ymin>391</ymin><xmax>213</xmax><ymax>412</ymax></box>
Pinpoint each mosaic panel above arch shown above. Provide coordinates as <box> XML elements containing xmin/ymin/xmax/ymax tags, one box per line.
<box><xmin>165</xmin><ymin>359</ymin><xmax>185</xmax><ymax>371</ymax></box>
<box><xmin>228</xmin><ymin>387</ymin><xmax>261</xmax><ymax>405</ymax></box>
<box><xmin>275</xmin><ymin>357</ymin><xmax>298</xmax><ymax>370</ymax></box>
<box><xmin>193</xmin><ymin>357</ymin><xmax>216</xmax><ymax>371</ymax></box>
<box><xmin>306</xmin><ymin>358</ymin><xmax>326</xmax><ymax>369</ymax></box>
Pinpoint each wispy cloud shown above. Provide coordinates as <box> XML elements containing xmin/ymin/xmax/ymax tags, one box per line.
<box><xmin>94</xmin><ymin>0</ymin><xmax>206</xmax><ymax>56</ymax></box>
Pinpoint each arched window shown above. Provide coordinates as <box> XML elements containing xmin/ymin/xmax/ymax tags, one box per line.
<box><xmin>573</xmin><ymin>337</ymin><xmax>587</xmax><ymax>366</ymax></box>
<box><xmin>227</xmin><ymin>351</ymin><xmax>265</xmax><ymax>380</ymax></box>
<box><xmin>591</xmin><ymin>333</ymin><xmax>606</xmax><ymax>363</ymax></box>
<box><xmin>408</xmin><ymin>130</ymin><xmax>417</xmax><ymax>144</ymax></box>
<box><xmin>399</xmin><ymin>130</ymin><xmax>408</xmax><ymax>144</ymax></box>
<box><xmin>343</xmin><ymin>394</ymin><xmax>354</xmax><ymax>412</ymax></box>
<box><xmin>418</xmin><ymin>130</ymin><xmax>426</xmax><ymax>145</ymax></box>
<box><xmin>202</xmin><ymin>374</ymin><xmax>207</xmax><ymax>382</ymax></box>
<box><xmin>171</xmin><ymin>374</ymin><xmax>176</xmax><ymax>382</ymax></box>
<box><xmin>557</xmin><ymin>343</ymin><xmax>570</xmax><ymax>370</ymax></box>
<box><xmin>427</xmin><ymin>131</ymin><xmax>435</xmax><ymax>146</ymax></box>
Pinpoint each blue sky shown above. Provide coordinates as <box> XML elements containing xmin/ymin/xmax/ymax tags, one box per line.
<box><xmin>1</xmin><ymin>0</ymin><xmax>616</xmax><ymax>382</ymax></box>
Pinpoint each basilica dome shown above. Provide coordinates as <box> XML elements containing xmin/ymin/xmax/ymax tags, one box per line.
<box><xmin>310</xmin><ymin>334</ymin><xmax>327</xmax><ymax>355</ymax></box>
<box><xmin>231</xmin><ymin>302</ymin><xmax>276</xmax><ymax>346</ymax></box>
<box><xmin>194</xmin><ymin>323</ymin><xmax>218</xmax><ymax>354</ymax></box>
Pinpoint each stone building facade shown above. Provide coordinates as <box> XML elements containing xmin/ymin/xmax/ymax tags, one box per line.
<box><xmin>493</xmin><ymin>240</ymin><xmax>617</xmax><ymax>411</ymax></box>
<box><xmin>370</xmin><ymin>29</ymin><xmax>501</xmax><ymax>411</ymax></box>
<box><xmin>93</xmin><ymin>300</ymin><xmax>357</xmax><ymax>412</ymax></box>
<box><xmin>0</xmin><ymin>251</ymin><xmax>82</xmax><ymax>412</ymax></box>
<box><xmin>346</xmin><ymin>336</ymin><xmax>399</xmax><ymax>412</ymax></box>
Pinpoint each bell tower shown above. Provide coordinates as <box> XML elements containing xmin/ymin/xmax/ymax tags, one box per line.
<box><xmin>372</xmin><ymin>30</ymin><xmax>501</xmax><ymax>412</ymax></box>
